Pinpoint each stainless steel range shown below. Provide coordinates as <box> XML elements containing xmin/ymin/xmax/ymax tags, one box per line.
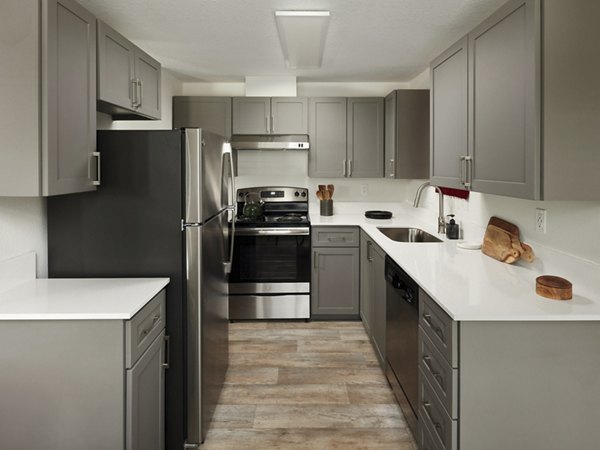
<box><xmin>229</xmin><ymin>186</ymin><xmax>311</xmax><ymax>320</ymax></box>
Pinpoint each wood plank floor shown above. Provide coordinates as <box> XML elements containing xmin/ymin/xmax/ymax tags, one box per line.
<box><xmin>200</xmin><ymin>321</ymin><xmax>417</xmax><ymax>449</ymax></box>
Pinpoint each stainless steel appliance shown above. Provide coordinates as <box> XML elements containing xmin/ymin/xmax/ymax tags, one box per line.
<box><xmin>385</xmin><ymin>256</ymin><xmax>419</xmax><ymax>435</ymax></box>
<box><xmin>47</xmin><ymin>129</ymin><xmax>235</xmax><ymax>449</ymax></box>
<box><xmin>229</xmin><ymin>186</ymin><xmax>310</xmax><ymax>319</ymax></box>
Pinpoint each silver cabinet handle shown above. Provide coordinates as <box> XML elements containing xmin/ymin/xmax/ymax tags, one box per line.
<box><xmin>271</xmin><ymin>115</ymin><xmax>275</xmax><ymax>133</ymax></box>
<box><xmin>465</xmin><ymin>155</ymin><xmax>473</xmax><ymax>188</ymax></box>
<box><xmin>343</xmin><ymin>159</ymin><xmax>347</xmax><ymax>177</ymax></box>
<box><xmin>265</xmin><ymin>116</ymin><xmax>269</xmax><ymax>134</ymax></box>
<box><xmin>92</xmin><ymin>152</ymin><xmax>101</xmax><ymax>186</ymax></box>
<box><xmin>348</xmin><ymin>160</ymin><xmax>353</xmax><ymax>177</ymax></box>
<box><xmin>137</xmin><ymin>79</ymin><xmax>143</xmax><ymax>109</ymax></box>
<box><xmin>327</xmin><ymin>236</ymin><xmax>346</xmax><ymax>242</ymax></box>
<box><xmin>367</xmin><ymin>241</ymin><xmax>373</xmax><ymax>262</ymax></box>
<box><xmin>423</xmin><ymin>313</ymin><xmax>433</xmax><ymax>325</ymax></box>
<box><xmin>131</xmin><ymin>79</ymin><xmax>138</xmax><ymax>108</ymax></box>
<box><xmin>163</xmin><ymin>335</ymin><xmax>170</xmax><ymax>369</ymax></box>
<box><xmin>460</xmin><ymin>156</ymin><xmax>466</xmax><ymax>186</ymax></box>
<box><xmin>423</xmin><ymin>355</ymin><xmax>444</xmax><ymax>387</ymax></box>
<box><xmin>389</xmin><ymin>159</ymin><xmax>395</xmax><ymax>177</ymax></box>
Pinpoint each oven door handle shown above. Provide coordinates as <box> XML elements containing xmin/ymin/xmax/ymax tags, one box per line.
<box><xmin>235</xmin><ymin>227</ymin><xmax>310</xmax><ymax>236</ymax></box>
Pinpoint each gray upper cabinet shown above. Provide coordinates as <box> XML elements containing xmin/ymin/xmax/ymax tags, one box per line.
<box><xmin>271</xmin><ymin>97</ymin><xmax>308</xmax><ymax>134</ymax></box>
<box><xmin>0</xmin><ymin>0</ymin><xmax>97</xmax><ymax>197</ymax></box>
<box><xmin>232</xmin><ymin>97</ymin><xmax>270</xmax><ymax>134</ymax></box>
<box><xmin>173</xmin><ymin>97</ymin><xmax>232</xmax><ymax>138</ymax></box>
<box><xmin>384</xmin><ymin>90</ymin><xmax>430</xmax><ymax>179</ymax></box>
<box><xmin>309</xmin><ymin>97</ymin><xmax>384</xmax><ymax>178</ymax></box>
<box><xmin>430</xmin><ymin>37</ymin><xmax>469</xmax><ymax>190</ymax></box>
<box><xmin>347</xmin><ymin>98</ymin><xmax>384</xmax><ymax>178</ymax></box>
<box><xmin>430</xmin><ymin>0</ymin><xmax>600</xmax><ymax>200</ymax></box>
<box><xmin>232</xmin><ymin>97</ymin><xmax>308</xmax><ymax>134</ymax></box>
<box><xmin>468</xmin><ymin>0</ymin><xmax>538</xmax><ymax>199</ymax></box>
<box><xmin>97</xmin><ymin>20</ymin><xmax>161</xmax><ymax>120</ymax></box>
<box><xmin>309</xmin><ymin>98</ymin><xmax>348</xmax><ymax>177</ymax></box>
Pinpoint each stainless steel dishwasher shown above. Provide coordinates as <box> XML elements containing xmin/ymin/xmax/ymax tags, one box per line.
<box><xmin>385</xmin><ymin>256</ymin><xmax>419</xmax><ymax>436</ymax></box>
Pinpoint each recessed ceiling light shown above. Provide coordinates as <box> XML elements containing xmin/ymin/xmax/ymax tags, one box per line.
<box><xmin>275</xmin><ymin>11</ymin><xmax>331</xmax><ymax>69</ymax></box>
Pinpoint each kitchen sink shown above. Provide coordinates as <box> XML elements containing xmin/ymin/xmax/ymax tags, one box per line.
<box><xmin>377</xmin><ymin>227</ymin><xmax>442</xmax><ymax>243</ymax></box>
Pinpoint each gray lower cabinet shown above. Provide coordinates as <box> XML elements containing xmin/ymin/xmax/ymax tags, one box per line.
<box><xmin>384</xmin><ymin>90</ymin><xmax>430</xmax><ymax>179</ymax></box>
<box><xmin>97</xmin><ymin>20</ymin><xmax>161</xmax><ymax>120</ymax></box>
<box><xmin>309</xmin><ymin>97</ymin><xmax>384</xmax><ymax>178</ymax></box>
<box><xmin>0</xmin><ymin>0</ymin><xmax>97</xmax><ymax>197</ymax></box>
<box><xmin>418</xmin><ymin>288</ymin><xmax>600</xmax><ymax>450</ymax></box>
<box><xmin>0</xmin><ymin>290</ymin><xmax>168</xmax><ymax>450</ymax></box>
<box><xmin>173</xmin><ymin>96</ymin><xmax>232</xmax><ymax>138</ymax></box>
<box><xmin>359</xmin><ymin>231</ymin><xmax>386</xmax><ymax>366</ymax></box>
<box><xmin>430</xmin><ymin>0</ymin><xmax>600</xmax><ymax>200</ymax></box>
<box><xmin>232</xmin><ymin>97</ymin><xmax>308</xmax><ymax>134</ymax></box>
<box><xmin>311</xmin><ymin>227</ymin><xmax>360</xmax><ymax>318</ymax></box>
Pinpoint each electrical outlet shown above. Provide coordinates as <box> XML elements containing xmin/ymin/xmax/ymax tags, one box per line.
<box><xmin>360</xmin><ymin>184</ymin><xmax>368</xmax><ymax>196</ymax></box>
<box><xmin>535</xmin><ymin>208</ymin><xmax>547</xmax><ymax>233</ymax></box>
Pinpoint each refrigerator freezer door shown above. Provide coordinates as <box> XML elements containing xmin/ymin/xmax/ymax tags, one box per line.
<box><xmin>185</xmin><ymin>212</ymin><xmax>229</xmax><ymax>446</ymax></box>
<box><xmin>185</xmin><ymin>129</ymin><xmax>228</xmax><ymax>224</ymax></box>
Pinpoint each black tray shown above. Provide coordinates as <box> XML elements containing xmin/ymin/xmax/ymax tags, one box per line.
<box><xmin>365</xmin><ymin>210</ymin><xmax>392</xmax><ymax>220</ymax></box>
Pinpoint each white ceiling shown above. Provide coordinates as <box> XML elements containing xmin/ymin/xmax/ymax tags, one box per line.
<box><xmin>80</xmin><ymin>0</ymin><xmax>507</xmax><ymax>83</ymax></box>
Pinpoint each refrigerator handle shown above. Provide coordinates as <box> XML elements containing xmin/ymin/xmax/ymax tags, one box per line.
<box><xmin>223</xmin><ymin>144</ymin><xmax>236</xmax><ymax>275</ymax></box>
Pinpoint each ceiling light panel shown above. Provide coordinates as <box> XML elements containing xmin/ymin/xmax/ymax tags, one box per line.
<box><xmin>275</xmin><ymin>11</ymin><xmax>331</xmax><ymax>69</ymax></box>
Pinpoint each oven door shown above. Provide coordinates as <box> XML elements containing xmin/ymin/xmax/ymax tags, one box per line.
<box><xmin>229</xmin><ymin>227</ymin><xmax>311</xmax><ymax>294</ymax></box>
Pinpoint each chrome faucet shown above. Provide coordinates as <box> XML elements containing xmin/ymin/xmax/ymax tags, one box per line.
<box><xmin>413</xmin><ymin>182</ymin><xmax>446</xmax><ymax>234</ymax></box>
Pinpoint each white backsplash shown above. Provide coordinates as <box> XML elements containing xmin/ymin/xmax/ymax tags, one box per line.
<box><xmin>236</xmin><ymin>151</ymin><xmax>600</xmax><ymax>265</ymax></box>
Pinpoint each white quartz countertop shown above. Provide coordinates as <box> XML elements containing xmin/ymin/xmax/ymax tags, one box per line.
<box><xmin>311</xmin><ymin>204</ymin><xmax>600</xmax><ymax>321</ymax></box>
<box><xmin>0</xmin><ymin>278</ymin><xmax>170</xmax><ymax>320</ymax></box>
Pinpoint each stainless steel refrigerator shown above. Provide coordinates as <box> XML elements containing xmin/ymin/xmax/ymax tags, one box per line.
<box><xmin>47</xmin><ymin>129</ymin><xmax>234</xmax><ymax>449</ymax></box>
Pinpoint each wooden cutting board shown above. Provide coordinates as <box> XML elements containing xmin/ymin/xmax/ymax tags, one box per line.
<box><xmin>482</xmin><ymin>217</ymin><xmax>535</xmax><ymax>264</ymax></box>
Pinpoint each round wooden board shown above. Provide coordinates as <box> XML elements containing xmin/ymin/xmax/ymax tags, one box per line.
<box><xmin>536</xmin><ymin>275</ymin><xmax>573</xmax><ymax>300</ymax></box>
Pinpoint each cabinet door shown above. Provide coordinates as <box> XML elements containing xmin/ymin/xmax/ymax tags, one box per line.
<box><xmin>44</xmin><ymin>0</ymin><xmax>97</xmax><ymax>196</ymax></box>
<box><xmin>308</xmin><ymin>98</ymin><xmax>347</xmax><ymax>178</ymax></box>
<box><xmin>430</xmin><ymin>37</ymin><xmax>469</xmax><ymax>190</ymax></box>
<box><xmin>393</xmin><ymin>90</ymin><xmax>430</xmax><ymax>179</ymax></box>
<box><xmin>232</xmin><ymin>97</ymin><xmax>270</xmax><ymax>134</ymax></box>
<box><xmin>347</xmin><ymin>98</ymin><xmax>384</xmax><ymax>178</ymax></box>
<box><xmin>469</xmin><ymin>0</ymin><xmax>539</xmax><ymax>200</ymax></box>
<box><xmin>311</xmin><ymin>247</ymin><xmax>359</xmax><ymax>316</ymax></box>
<box><xmin>135</xmin><ymin>49</ymin><xmax>161</xmax><ymax>119</ymax></box>
<box><xmin>127</xmin><ymin>330</ymin><xmax>166</xmax><ymax>450</ymax></box>
<box><xmin>370</xmin><ymin>242</ymin><xmax>386</xmax><ymax>365</ymax></box>
<box><xmin>97</xmin><ymin>20</ymin><xmax>136</xmax><ymax>112</ymax></box>
<box><xmin>271</xmin><ymin>97</ymin><xmax>308</xmax><ymax>134</ymax></box>
<box><xmin>384</xmin><ymin>92</ymin><xmax>396</xmax><ymax>178</ymax></box>
<box><xmin>359</xmin><ymin>233</ymin><xmax>373</xmax><ymax>332</ymax></box>
<box><xmin>173</xmin><ymin>97</ymin><xmax>232</xmax><ymax>138</ymax></box>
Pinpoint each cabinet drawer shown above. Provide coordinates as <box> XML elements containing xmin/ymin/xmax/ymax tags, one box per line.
<box><xmin>126</xmin><ymin>290</ymin><xmax>166</xmax><ymax>368</ymax></box>
<box><xmin>420</xmin><ymin>290</ymin><xmax>458</xmax><ymax>367</ymax></box>
<box><xmin>419</xmin><ymin>327</ymin><xmax>458</xmax><ymax>418</ymax></box>
<box><xmin>419</xmin><ymin>368</ymin><xmax>458</xmax><ymax>450</ymax></box>
<box><xmin>419</xmin><ymin>414</ymin><xmax>444</xmax><ymax>450</ymax></box>
<box><xmin>312</xmin><ymin>227</ymin><xmax>359</xmax><ymax>247</ymax></box>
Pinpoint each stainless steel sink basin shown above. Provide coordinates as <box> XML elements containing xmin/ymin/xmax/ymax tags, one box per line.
<box><xmin>377</xmin><ymin>227</ymin><xmax>442</xmax><ymax>243</ymax></box>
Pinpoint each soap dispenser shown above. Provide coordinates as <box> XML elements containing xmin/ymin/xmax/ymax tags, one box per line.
<box><xmin>446</xmin><ymin>214</ymin><xmax>460</xmax><ymax>240</ymax></box>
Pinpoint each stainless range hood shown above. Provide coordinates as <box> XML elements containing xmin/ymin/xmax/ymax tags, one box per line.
<box><xmin>230</xmin><ymin>135</ymin><xmax>309</xmax><ymax>150</ymax></box>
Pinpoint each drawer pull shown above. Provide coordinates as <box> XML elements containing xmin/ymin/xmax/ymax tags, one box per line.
<box><xmin>328</xmin><ymin>237</ymin><xmax>346</xmax><ymax>242</ymax></box>
<box><xmin>423</xmin><ymin>401</ymin><xmax>443</xmax><ymax>435</ymax></box>
<box><xmin>433</xmin><ymin>326</ymin><xmax>445</xmax><ymax>342</ymax></box>
<box><xmin>139</xmin><ymin>314</ymin><xmax>160</xmax><ymax>339</ymax></box>
<box><xmin>423</xmin><ymin>356</ymin><xmax>445</xmax><ymax>389</ymax></box>
<box><xmin>423</xmin><ymin>313</ymin><xmax>433</xmax><ymax>325</ymax></box>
